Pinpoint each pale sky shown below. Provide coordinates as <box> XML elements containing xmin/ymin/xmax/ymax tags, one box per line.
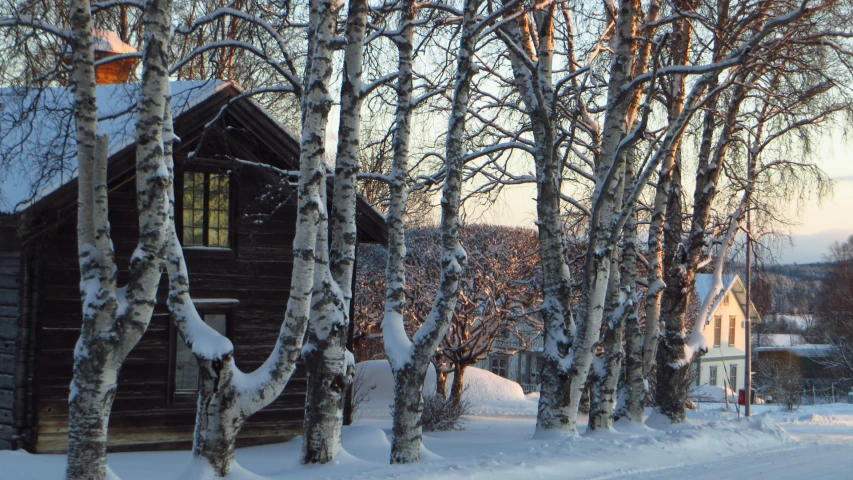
<box><xmin>776</xmin><ymin>131</ymin><xmax>853</xmax><ymax>264</ymax></box>
<box><xmin>461</xmin><ymin>131</ymin><xmax>853</xmax><ymax>266</ymax></box>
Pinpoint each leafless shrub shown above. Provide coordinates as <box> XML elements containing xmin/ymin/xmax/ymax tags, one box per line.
<box><xmin>421</xmin><ymin>393</ymin><xmax>471</xmax><ymax>432</ymax></box>
<box><xmin>757</xmin><ymin>352</ymin><xmax>804</xmax><ymax>411</ymax></box>
<box><xmin>350</xmin><ymin>367</ymin><xmax>377</xmax><ymax>423</ymax></box>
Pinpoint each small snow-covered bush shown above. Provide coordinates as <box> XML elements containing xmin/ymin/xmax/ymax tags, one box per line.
<box><xmin>421</xmin><ymin>394</ymin><xmax>471</xmax><ymax>432</ymax></box>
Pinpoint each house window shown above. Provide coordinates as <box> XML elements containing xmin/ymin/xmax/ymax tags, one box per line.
<box><xmin>182</xmin><ymin>171</ymin><xmax>231</xmax><ymax>247</ymax></box>
<box><xmin>709</xmin><ymin>366</ymin><xmax>718</xmax><ymax>386</ymax></box>
<box><xmin>175</xmin><ymin>313</ymin><xmax>227</xmax><ymax>393</ymax></box>
<box><xmin>723</xmin><ymin>293</ymin><xmax>729</xmax><ymax>305</ymax></box>
<box><xmin>490</xmin><ymin>356</ymin><xmax>508</xmax><ymax>378</ymax></box>
<box><xmin>713</xmin><ymin>316</ymin><xmax>722</xmax><ymax>347</ymax></box>
<box><xmin>728</xmin><ymin>316</ymin><xmax>736</xmax><ymax>346</ymax></box>
<box><xmin>729</xmin><ymin>364</ymin><xmax>738</xmax><ymax>390</ymax></box>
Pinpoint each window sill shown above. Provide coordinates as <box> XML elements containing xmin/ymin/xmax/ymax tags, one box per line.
<box><xmin>183</xmin><ymin>246</ymin><xmax>233</xmax><ymax>252</ymax></box>
<box><xmin>182</xmin><ymin>245</ymin><xmax>236</xmax><ymax>258</ymax></box>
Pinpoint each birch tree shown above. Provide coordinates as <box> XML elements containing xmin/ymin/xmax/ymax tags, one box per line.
<box><xmin>300</xmin><ymin>0</ymin><xmax>370</xmax><ymax>463</ymax></box>
<box><xmin>381</xmin><ymin>0</ymin><xmax>488</xmax><ymax>462</ymax></box>
<box><xmin>653</xmin><ymin>0</ymin><xmax>852</xmax><ymax>423</ymax></box>
<box><xmin>64</xmin><ymin>0</ymin><xmax>171</xmax><ymax>476</ymax></box>
<box><xmin>157</xmin><ymin>0</ymin><xmax>339</xmax><ymax>475</ymax></box>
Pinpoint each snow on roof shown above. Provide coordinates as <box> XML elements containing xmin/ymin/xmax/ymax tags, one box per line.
<box><xmin>694</xmin><ymin>273</ymin><xmax>739</xmax><ymax>318</ymax></box>
<box><xmin>758</xmin><ymin>333</ymin><xmax>806</xmax><ymax>347</ymax></box>
<box><xmin>694</xmin><ymin>273</ymin><xmax>737</xmax><ymax>306</ymax></box>
<box><xmin>92</xmin><ymin>30</ymin><xmax>137</xmax><ymax>54</ymax></box>
<box><xmin>754</xmin><ymin>344</ymin><xmax>833</xmax><ymax>357</ymax></box>
<box><xmin>0</xmin><ymin>80</ymin><xmax>229</xmax><ymax>213</ymax></box>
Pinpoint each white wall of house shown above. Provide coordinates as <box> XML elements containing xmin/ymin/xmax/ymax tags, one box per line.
<box><xmin>695</xmin><ymin>287</ymin><xmax>748</xmax><ymax>392</ymax></box>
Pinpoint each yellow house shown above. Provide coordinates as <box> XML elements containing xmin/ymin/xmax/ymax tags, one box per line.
<box><xmin>693</xmin><ymin>274</ymin><xmax>761</xmax><ymax>393</ymax></box>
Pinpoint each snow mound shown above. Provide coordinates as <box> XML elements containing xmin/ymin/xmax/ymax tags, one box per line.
<box><xmin>784</xmin><ymin>412</ymin><xmax>853</xmax><ymax>427</ymax></box>
<box><xmin>692</xmin><ymin>385</ymin><xmax>738</xmax><ymax>403</ymax></box>
<box><xmin>355</xmin><ymin>360</ymin><xmax>537</xmax><ymax>417</ymax></box>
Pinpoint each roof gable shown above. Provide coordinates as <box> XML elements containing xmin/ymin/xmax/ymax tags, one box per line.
<box><xmin>694</xmin><ymin>273</ymin><xmax>760</xmax><ymax>321</ymax></box>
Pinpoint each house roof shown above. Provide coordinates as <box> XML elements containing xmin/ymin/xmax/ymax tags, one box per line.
<box><xmin>694</xmin><ymin>273</ymin><xmax>760</xmax><ymax>321</ymax></box>
<box><xmin>92</xmin><ymin>30</ymin><xmax>137</xmax><ymax>54</ymax></box>
<box><xmin>0</xmin><ymin>80</ymin><xmax>387</xmax><ymax>244</ymax></box>
<box><xmin>758</xmin><ymin>333</ymin><xmax>806</xmax><ymax>347</ymax></box>
<box><xmin>0</xmin><ymin>80</ymin><xmax>230</xmax><ymax>213</ymax></box>
<box><xmin>754</xmin><ymin>344</ymin><xmax>833</xmax><ymax>358</ymax></box>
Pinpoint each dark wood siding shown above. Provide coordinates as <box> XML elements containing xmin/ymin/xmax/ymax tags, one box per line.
<box><xmin>31</xmin><ymin>158</ymin><xmax>311</xmax><ymax>453</ymax></box>
<box><xmin>0</xmin><ymin>214</ymin><xmax>22</xmax><ymax>449</ymax></box>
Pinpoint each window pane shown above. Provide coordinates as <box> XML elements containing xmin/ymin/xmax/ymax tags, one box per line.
<box><xmin>728</xmin><ymin>316</ymin><xmax>736</xmax><ymax>346</ymax></box>
<box><xmin>176</xmin><ymin>314</ymin><xmax>228</xmax><ymax>393</ymax></box>
<box><xmin>175</xmin><ymin>340</ymin><xmax>199</xmax><ymax>392</ymax></box>
<box><xmin>206</xmin><ymin>174</ymin><xmax>230</xmax><ymax>247</ymax></box>
<box><xmin>182</xmin><ymin>172</ymin><xmax>206</xmax><ymax>246</ymax></box>
<box><xmin>714</xmin><ymin>316</ymin><xmax>722</xmax><ymax>347</ymax></box>
<box><xmin>205</xmin><ymin>314</ymin><xmax>227</xmax><ymax>335</ymax></box>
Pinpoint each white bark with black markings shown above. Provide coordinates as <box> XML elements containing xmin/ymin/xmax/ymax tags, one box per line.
<box><xmin>383</xmin><ymin>0</ymin><xmax>478</xmax><ymax>463</ymax></box>
<box><xmin>65</xmin><ymin>0</ymin><xmax>172</xmax><ymax>476</ymax></box>
<box><xmin>300</xmin><ymin>0</ymin><xmax>367</xmax><ymax>463</ymax></box>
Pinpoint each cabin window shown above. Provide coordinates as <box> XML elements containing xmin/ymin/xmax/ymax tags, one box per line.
<box><xmin>713</xmin><ymin>316</ymin><xmax>722</xmax><ymax>347</ymax></box>
<box><xmin>182</xmin><ymin>171</ymin><xmax>231</xmax><ymax>247</ymax></box>
<box><xmin>174</xmin><ymin>313</ymin><xmax>227</xmax><ymax>393</ymax></box>
<box><xmin>490</xmin><ymin>356</ymin><xmax>508</xmax><ymax>378</ymax></box>
<box><xmin>728</xmin><ymin>316</ymin><xmax>736</xmax><ymax>346</ymax></box>
<box><xmin>729</xmin><ymin>364</ymin><xmax>737</xmax><ymax>390</ymax></box>
<box><xmin>709</xmin><ymin>366</ymin><xmax>718</xmax><ymax>386</ymax></box>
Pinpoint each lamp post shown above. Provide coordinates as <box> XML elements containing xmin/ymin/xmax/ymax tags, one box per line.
<box><xmin>744</xmin><ymin>145</ymin><xmax>755</xmax><ymax>417</ymax></box>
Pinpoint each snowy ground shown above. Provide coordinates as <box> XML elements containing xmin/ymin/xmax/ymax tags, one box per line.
<box><xmin>4</xmin><ymin>362</ymin><xmax>853</xmax><ymax>479</ymax></box>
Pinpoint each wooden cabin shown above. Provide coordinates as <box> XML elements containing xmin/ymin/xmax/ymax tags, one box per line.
<box><xmin>0</xmin><ymin>80</ymin><xmax>387</xmax><ymax>453</ymax></box>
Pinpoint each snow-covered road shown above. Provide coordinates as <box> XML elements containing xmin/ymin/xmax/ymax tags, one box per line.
<box><xmin>608</xmin><ymin>443</ymin><xmax>853</xmax><ymax>479</ymax></box>
<box><xmin>606</xmin><ymin>406</ymin><xmax>853</xmax><ymax>480</ymax></box>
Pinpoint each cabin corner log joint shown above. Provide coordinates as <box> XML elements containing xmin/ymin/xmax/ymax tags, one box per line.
<box><xmin>0</xmin><ymin>80</ymin><xmax>387</xmax><ymax>453</ymax></box>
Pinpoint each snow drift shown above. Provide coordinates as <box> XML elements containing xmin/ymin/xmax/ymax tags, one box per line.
<box><xmin>355</xmin><ymin>360</ymin><xmax>538</xmax><ymax>416</ymax></box>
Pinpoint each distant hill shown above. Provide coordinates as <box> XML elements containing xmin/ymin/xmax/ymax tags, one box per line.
<box><xmin>753</xmin><ymin>262</ymin><xmax>833</xmax><ymax>315</ymax></box>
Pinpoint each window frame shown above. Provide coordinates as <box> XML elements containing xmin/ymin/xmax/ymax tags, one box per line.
<box><xmin>728</xmin><ymin>315</ymin><xmax>736</xmax><ymax>346</ymax></box>
<box><xmin>713</xmin><ymin>315</ymin><xmax>722</xmax><ymax>347</ymax></box>
<box><xmin>177</xmin><ymin>167</ymin><xmax>237</xmax><ymax>252</ymax></box>
<box><xmin>167</xmin><ymin>303</ymin><xmax>237</xmax><ymax>404</ymax></box>
<box><xmin>709</xmin><ymin>366</ymin><xmax>718</xmax><ymax>386</ymax></box>
<box><xmin>490</xmin><ymin>356</ymin><xmax>508</xmax><ymax>378</ymax></box>
<box><xmin>729</xmin><ymin>364</ymin><xmax>738</xmax><ymax>390</ymax></box>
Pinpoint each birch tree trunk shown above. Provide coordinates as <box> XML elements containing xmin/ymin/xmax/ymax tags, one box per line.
<box><xmin>498</xmin><ymin>0</ymin><xmax>574</xmax><ymax>435</ymax></box>
<box><xmin>563</xmin><ymin>0</ymin><xmax>639</xmax><ymax>433</ymax></box>
<box><xmin>159</xmin><ymin>0</ymin><xmax>339</xmax><ymax>475</ymax></box>
<box><xmin>66</xmin><ymin>0</ymin><xmax>171</xmax><ymax>475</ymax></box>
<box><xmin>384</xmin><ymin>0</ymin><xmax>478</xmax><ymax>463</ymax></box>
<box><xmin>301</xmin><ymin>0</ymin><xmax>367</xmax><ymax>464</ymax></box>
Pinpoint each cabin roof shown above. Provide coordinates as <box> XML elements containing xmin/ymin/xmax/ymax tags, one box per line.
<box><xmin>0</xmin><ymin>80</ymin><xmax>231</xmax><ymax>212</ymax></box>
<box><xmin>0</xmin><ymin>80</ymin><xmax>387</xmax><ymax>244</ymax></box>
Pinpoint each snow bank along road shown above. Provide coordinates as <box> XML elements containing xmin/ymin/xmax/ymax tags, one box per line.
<box><xmin>4</xmin><ymin>363</ymin><xmax>853</xmax><ymax>479</ymax></box>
